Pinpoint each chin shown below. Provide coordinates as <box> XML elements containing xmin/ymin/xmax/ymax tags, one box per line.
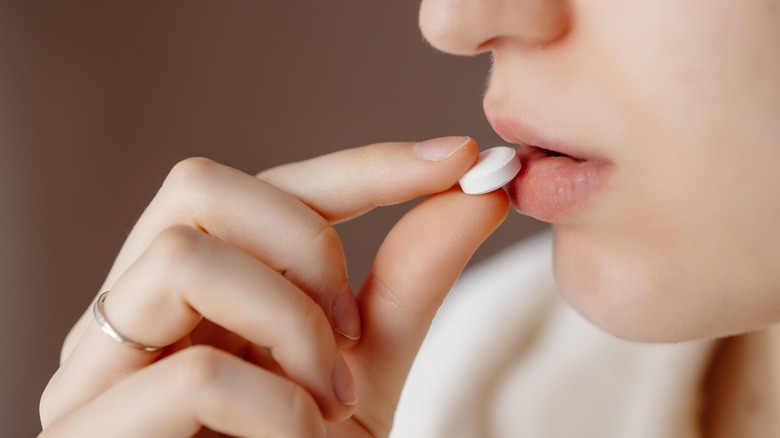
<box><xmin>551</xmin><ymin>227</ymin><xmax>715</xmax><ymax>344</ymax></box>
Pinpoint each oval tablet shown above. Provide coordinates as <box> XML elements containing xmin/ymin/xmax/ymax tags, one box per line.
<box><xmin>459</xmin><ymin>146</ymin><xmax>521</xmax><ymax>195</ymax></box>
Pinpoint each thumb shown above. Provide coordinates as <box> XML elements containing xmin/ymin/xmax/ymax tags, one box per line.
<box><xmin>350</xmin><ymin>187</ymin><xmax>509</xmax><ymax>429</ymax></box>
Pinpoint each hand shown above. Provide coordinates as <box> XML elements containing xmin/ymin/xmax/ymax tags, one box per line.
<box><xmin>39</xmin><ymin>136</ymin><xmax>509</xmax><ymax>437</ymax></box>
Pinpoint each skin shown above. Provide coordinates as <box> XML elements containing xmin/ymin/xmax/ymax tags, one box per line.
<box><xmin>39</xmin><ymin>140</ymin><xmax>509</xmax><ymax>437</ymax></box>
<box><xmin>424</xmin><ymin>0</ymin><xmax>780</xmax><ymax>343</ymax></box>
<box><xmin>420</xmin><ymin>0</ymin><xmax>780</xmax><ymax>434</ymax></box>
<box><xmin>39</xmin><ymin>0</ymin><xmax>780</xmax><ymax>436</ymax></box>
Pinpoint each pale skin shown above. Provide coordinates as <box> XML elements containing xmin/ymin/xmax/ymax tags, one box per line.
<box><xmin>40</xmin><ymin>0</ymin><xmax>780</xmax><ymax>437</ymax></box>
<box><xmin>39</xmin><ymin>138</ymin><xmax>509</xmax><ymax>437</ymax></box>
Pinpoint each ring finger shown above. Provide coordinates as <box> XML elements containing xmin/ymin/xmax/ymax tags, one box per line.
<box><xmin>42</xmin><ymin>225</ymin><xmax>357</xmax><ymax>424</ymax></box>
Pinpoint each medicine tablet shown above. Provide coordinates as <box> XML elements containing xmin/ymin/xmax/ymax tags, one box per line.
<box><xmin>458</xmin><ymin>146</ymin><xmax>522</xmax><ymax>195</ymax></box>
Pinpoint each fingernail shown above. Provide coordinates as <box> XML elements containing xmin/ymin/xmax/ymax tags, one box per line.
<box><xmin>332</xmin><ymin>288</ymin><xmax>361</xmax><ymax>341</ymax></box>
<box><xmin>332</xmin><ymin>355</ymin><xmax>358</xmax><ymax>406</ymax></box>
<box><xmin>413</xmin><ymin>136</ymin><xmax>471</xmax><ymax>161</ymax></box>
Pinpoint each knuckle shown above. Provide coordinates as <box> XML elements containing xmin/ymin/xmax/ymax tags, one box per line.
<box><xmin>164</xmin><ymin>156</ymin><xmax>220</xmax><ymax>189</ymax></box>
<box><xmin>38</xmin><ymin>385</ymin><xmax>57</xmax><ymax>429</ymax></box>
<box><xmin>295</xmin><ymin>297</ymin><xmax>331</xmax><ymax>340</ymax></box>
<box><xmin>166</xmin><ymin>346</ymin><xmax>235</xmax><ymax>429</ymax></box>
<box><xmin>150</xmin><ymin>225</ymin><xmax>206</xmax><ymax>269</ymax></box>
<box><xmin>308</xmin><ymin>224</ymin><xmax>348</xmax><ymax>282</ymax></box>
<box><xmin>159</xmin><ymin>157</ymin><xmax>232</xmax><ymax>229</ymax></box>
<box><xmin>171</xmin><ymin>345</ymin><xmax>226</xmax><ymax>390</ymax></box>
<box><xmin>309</xmin><ymin>224</ymin><xmax>343</xmax><ymax>259</ymax></box>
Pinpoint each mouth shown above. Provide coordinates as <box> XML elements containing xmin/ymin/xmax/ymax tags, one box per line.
<box><xmin>524</xmin><ymin>145</ymin><xmax>583</xmax><ymax>160</ymax></box>
<box><xmin>487</xmin><ymin>115</ymin><xmax>613</xmax><ymax>223</ymax></box>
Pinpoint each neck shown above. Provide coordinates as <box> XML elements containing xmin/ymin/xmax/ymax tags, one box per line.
<box><xmin>702</xmin><ymin>326</ymin><xmax>780</xmax><ymax>437</ymax></box>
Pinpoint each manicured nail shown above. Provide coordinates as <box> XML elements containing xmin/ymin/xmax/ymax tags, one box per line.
<box><xmin>332</xmin><ymin>288</ymin><xmax>361</xmax><ymax>341</ymax></box>
<box><xmin>332</xmin><ymin>355</ymin><xmax>358</xmax><ymax>406</ymax></box>
<box><xmin>413</xmin><ymin>136</ymin><xmax>471</xmax><ymax>161</ymax></box>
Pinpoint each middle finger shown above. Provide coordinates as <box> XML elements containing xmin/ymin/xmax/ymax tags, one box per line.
<box><xmin>65</xmin><ymin>157</ymin><xmax>360</xmax><ymax>364</ymax></box>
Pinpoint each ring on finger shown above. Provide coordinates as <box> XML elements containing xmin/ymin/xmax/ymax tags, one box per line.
<box><xmin>93</xmin><ymin>290</ymin><xmax>165</xmax><ymax>352</ymax></box>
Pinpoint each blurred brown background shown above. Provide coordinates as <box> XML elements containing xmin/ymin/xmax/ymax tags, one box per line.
<box><xmin>0</xmin><ymin>2</ymin><xmax>546</xmax><ymax>435</ymax></box>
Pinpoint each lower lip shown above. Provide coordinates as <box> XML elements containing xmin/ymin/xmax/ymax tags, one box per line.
<box><xmin>506</xmin><ymin>146</ymin><xmax>613</xmax><ymax>223</ymax></box>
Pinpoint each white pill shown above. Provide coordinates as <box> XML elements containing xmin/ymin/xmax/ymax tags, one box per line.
<box><xmin>458</xmin><ymin>146</ymin><xmax>522</xmax><ymax>195</ymax></box>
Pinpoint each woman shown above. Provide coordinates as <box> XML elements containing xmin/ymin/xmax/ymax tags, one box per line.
<box><xmin>39</xmin><ymin>0</ymin><xmax>780</xmax><ymax>436</ymax></box>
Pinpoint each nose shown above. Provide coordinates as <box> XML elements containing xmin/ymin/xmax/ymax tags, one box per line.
<box><xmin>419</xmin><ymin>0</ymin><xmax>571</xmax><ymax>55</ymax></box>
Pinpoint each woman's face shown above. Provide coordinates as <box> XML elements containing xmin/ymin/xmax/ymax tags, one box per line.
<box><xmin>419</xmin><ymin>0</ymin><xmax>780</xmax><ymax>342</ymax></box>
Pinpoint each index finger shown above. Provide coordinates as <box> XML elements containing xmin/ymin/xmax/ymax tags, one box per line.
<box><xmin>61</xmin><ymin>137</ymin><xmax>477</xmax><ymax>360</ymax></box>
<box><xmin>257</xmin><ymin>136</ymin><xmax>478</xmax><ymax>223</ymax></box>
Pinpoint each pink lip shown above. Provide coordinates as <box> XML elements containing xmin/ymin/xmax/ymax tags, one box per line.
<box><xmin>486</xmin><ymin>114</ymin><xmax>613</xmax><ymax>223</ymax></box>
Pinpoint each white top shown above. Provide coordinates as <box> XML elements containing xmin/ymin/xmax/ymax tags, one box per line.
<box><xmin>392</xmin><ymin>232</ymin><xmax>716</xmax><ymax>438</ymax></box>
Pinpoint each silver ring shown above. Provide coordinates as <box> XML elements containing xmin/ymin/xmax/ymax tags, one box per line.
<box><xmin>93</xmin><ymin>291</ymin><xmax>165</xmax><ymax>352</ymax></box>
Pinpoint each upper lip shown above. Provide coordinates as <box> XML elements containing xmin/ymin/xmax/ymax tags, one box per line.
<box><xmin>484</xmin><ymin>105</ymin><xmax>604</xmax><ymax>162</ymax></box>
